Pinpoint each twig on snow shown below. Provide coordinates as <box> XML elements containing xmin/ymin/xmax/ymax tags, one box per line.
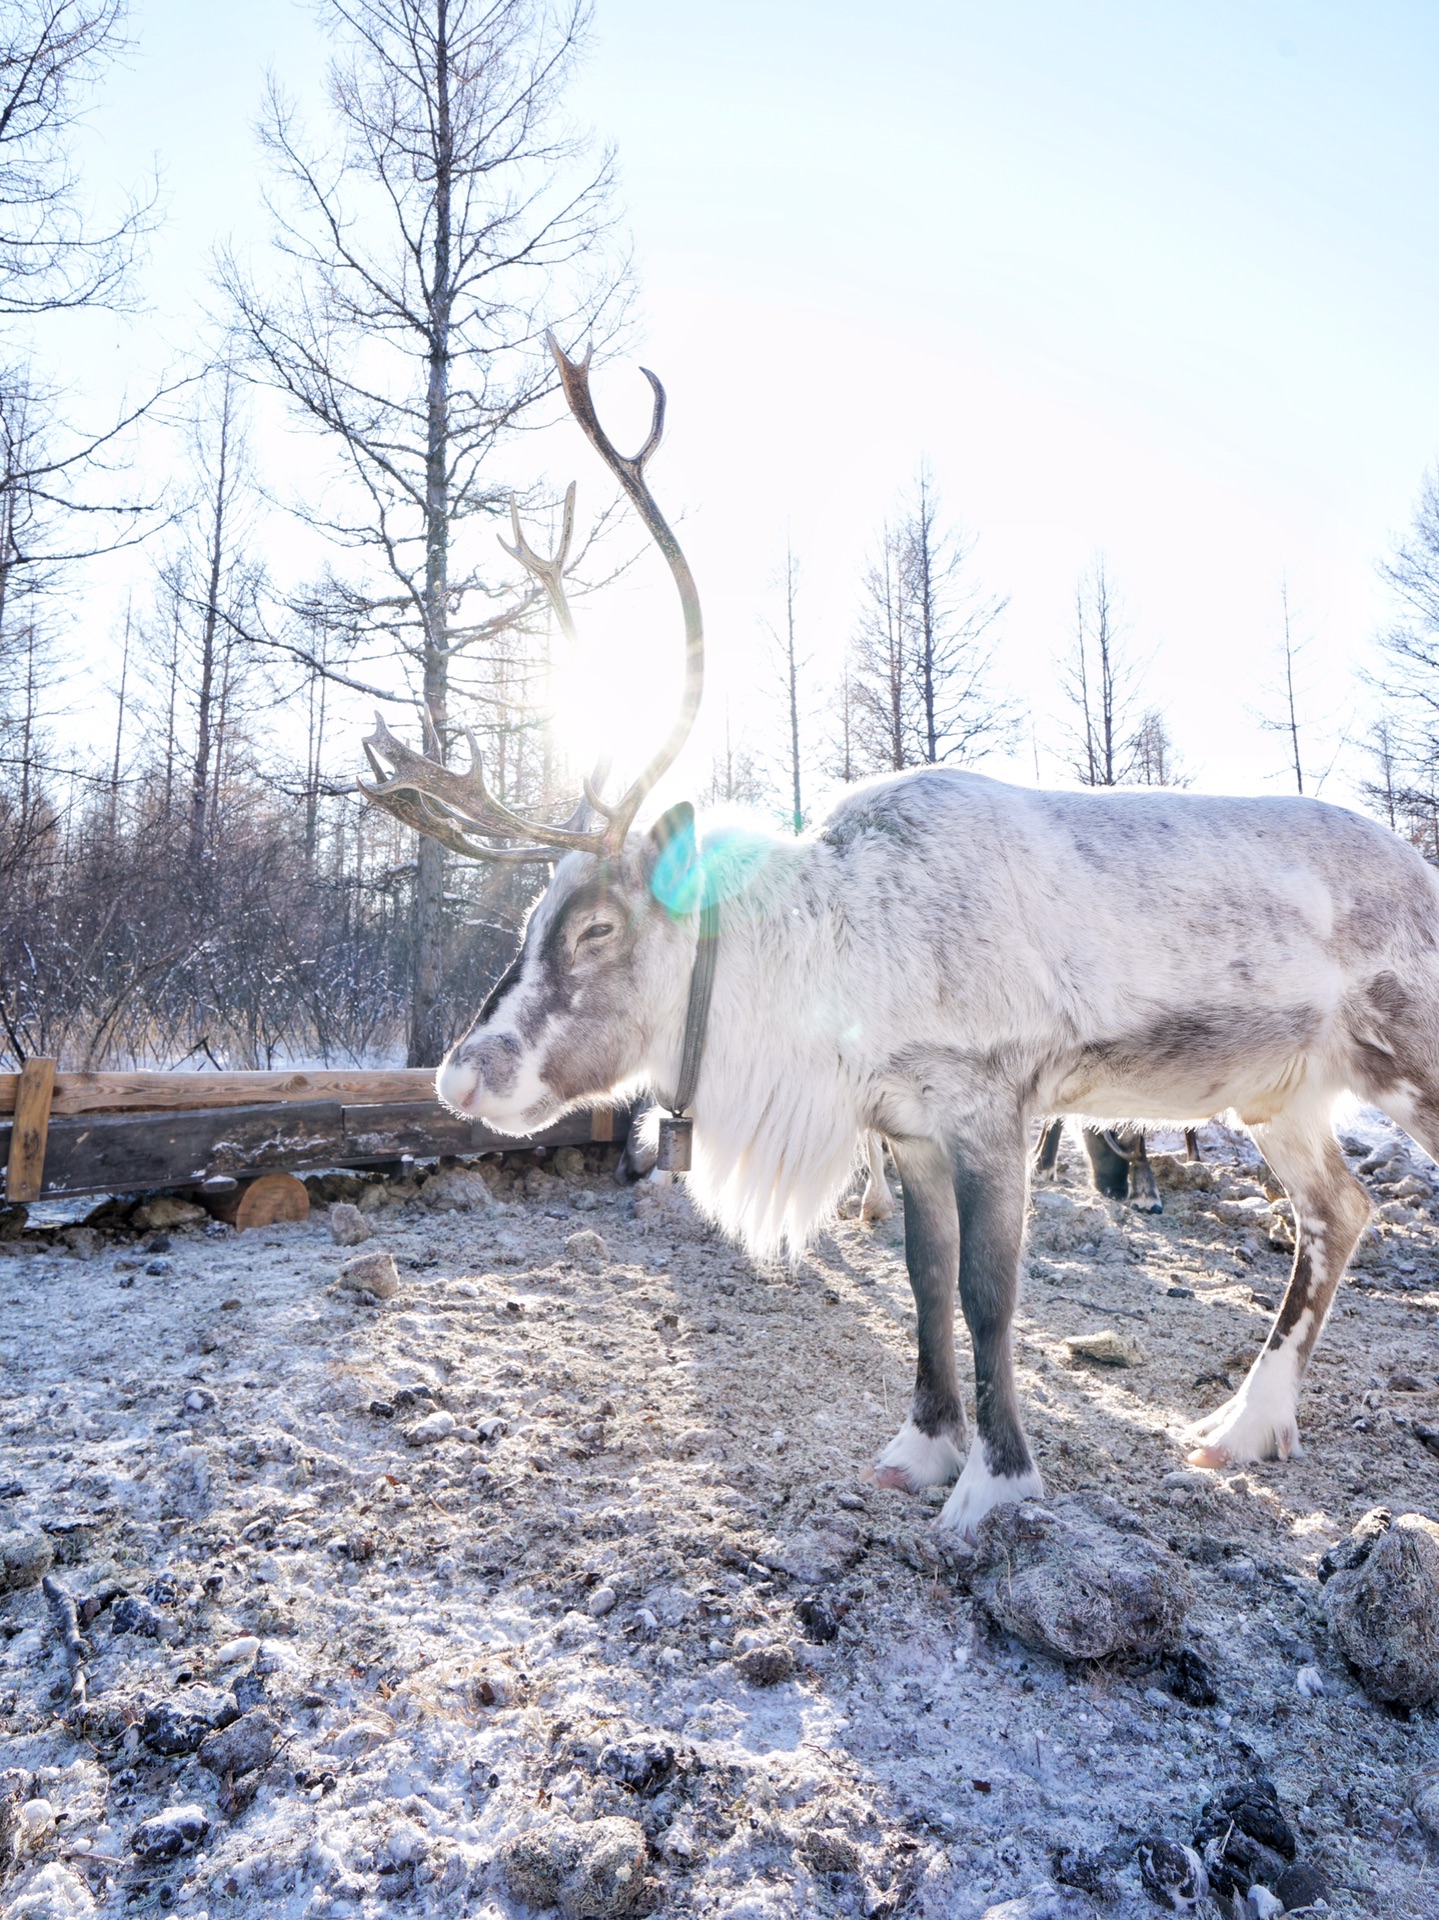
<box><xmin>42</xmin><ymin>1574</ymin><xmax>88</xmax><ymax>1714</ymax></box>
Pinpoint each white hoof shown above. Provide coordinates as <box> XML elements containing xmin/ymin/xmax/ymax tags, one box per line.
<box><xmin>936</xmin><ymin>1443</ymin><xmax>1043</xmax><ymax>1541</ymax></box>
<box><xmin>860</xmin><ymin>1188</ymin><xmax>895</xmax><ymax>1224</ymax></box>
<box><xmin>1185</xmin><ymin>1373</ymin><xmax>1301</xmax><ymax>1468</ymax></box>
<box><xmin>873</xmin><ymin>1417</ymin><xmax>964</xmax><ymax>1492</ymax></box>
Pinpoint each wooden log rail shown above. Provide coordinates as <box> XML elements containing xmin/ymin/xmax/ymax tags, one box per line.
<box><xmin>0</xmin><ymin>1064</ymin><xmax>623</xmax><ymax>1204</ymax></box>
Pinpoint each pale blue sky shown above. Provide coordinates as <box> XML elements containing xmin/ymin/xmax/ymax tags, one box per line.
<box><xmin>59</xmin><ymin>0</ymin><xmax>1439</xmax><ymax>804</ymax></box>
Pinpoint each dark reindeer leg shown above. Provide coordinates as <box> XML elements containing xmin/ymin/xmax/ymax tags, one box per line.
<box><xmin>873</xmin><ymin>1138</ymin><xmax>966</xmax><ymax>1491</ymax></box>
<box><xmin>1083</xmin><ymin>1124</ymin><xmax>1162</xmax><ymax>1212</ymax></box>
<box><xmin>1081</xmin><ymin>1124</ymin><xmax>1130</xmax><ymax>1198</ymax></box>
<box><xmin>939</xmin><ymin>1112</ymin><xmax>1044</xmax><ymax>1536</ymax></box>
<box><xmin>1123</xmin><ymin>1131</ymin><xmax>1163</xmax><ymax>1214</ymax></box>
<box><xmin>1033</xmin><ymin>1118</ymin><xmax>1064</xmax><ymax>1181</ymax></box>
<box><xmin>1188</xmin><ymin>1106</ymin><xmax>1370</xmax><ymax>1466</ymax></box>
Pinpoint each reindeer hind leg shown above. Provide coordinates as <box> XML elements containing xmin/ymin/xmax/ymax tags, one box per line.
<box><xmin>1188</xmin><ymin>1103</ymin><xmax>1370</xmax><ymax>1467</ymax></box>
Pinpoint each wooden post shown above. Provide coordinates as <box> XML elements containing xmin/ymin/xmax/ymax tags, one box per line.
<box><xmin>5</xmin><ymin>1058</ymin><xmax>56</xmax><ymax>1205</ymax></box>
<box><xmin>589</xmin><ymin>1109</ymin><xmax>615</xmax><ymax>1144</ymax></box>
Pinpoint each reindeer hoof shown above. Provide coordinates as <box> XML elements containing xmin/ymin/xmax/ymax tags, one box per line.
<box><xmin>873</xmin><ymin>1418</ymin><xmax>964</xmax><ymax>1492</ymax></box>
<box><xmin>1184</xmin><ymin>1387</ymin><xmax>1301</xmax><ymax>1467</ymax></box>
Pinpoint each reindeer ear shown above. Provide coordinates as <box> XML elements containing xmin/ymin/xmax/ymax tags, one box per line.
<box><xmin>646</xmin><ymin>802</ymin><xmax>701</xmax><ymax>915</ymax></box>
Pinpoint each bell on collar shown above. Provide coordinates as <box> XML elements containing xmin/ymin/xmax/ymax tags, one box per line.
<box><xmin>656</xmin><ymin>1113</ymin><xmax>693</xmax><ymax>1173</ymax></box>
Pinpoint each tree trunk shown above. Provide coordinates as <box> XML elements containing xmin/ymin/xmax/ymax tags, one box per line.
<box><xmin>189</xmin><ymin>384</ymin><xmax>233</xmax><ymax>864</ymax></box>
<box><xmin>408</xmin><ymin>0</ymin><xmax>453</xmax><ymax>1069</ymax></box>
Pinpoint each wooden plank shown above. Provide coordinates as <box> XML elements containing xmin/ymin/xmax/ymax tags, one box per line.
<box><xmin>0</xmin><ymin>1098</ymin><xmax>623</xmax><ymax>1199</ymax></box>
<box><xmin>589</xmin><ymin>1109</ymin><xmax>615</xmax><ymax>1143</ymax></box>
<box><xmin>4</xmin><ymin>1058</ymin><xmax>56</xmax><ymax>1204</ymax></box>
<box><xmin>0</xmin><ymin>1067</ymin><xmax>439</xmax><ymax>1117</ymax></box>
<box><xmin>12</xmin><ymin>1102</ymin><xmax>348</xmax><ymax>1198</ymax></box>
<box><xmin>342</xmin><ymin>1100</ymin><xmax>480</xmax><ymax>1159</ymax></box>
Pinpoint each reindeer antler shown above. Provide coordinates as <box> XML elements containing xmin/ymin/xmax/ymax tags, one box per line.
<box><xmin>359</xmin><ymin>334</ymin><xmax>704</xmax><ymax>864</ymax></box>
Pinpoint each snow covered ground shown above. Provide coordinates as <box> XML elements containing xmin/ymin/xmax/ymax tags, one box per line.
<box><xmin>2</xmin><ymin>1120</ymin><xmax>1439</xmax><ymax>1918</ymax></box>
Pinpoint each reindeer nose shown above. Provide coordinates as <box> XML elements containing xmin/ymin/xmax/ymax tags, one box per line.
<box><xmin>436</xmin><ymin>1053</ymin><xmax>480</xmax><ymax>1115</ymax></box>
<box><xmin>440</xmin><ymin>1033</ymin><xmax>520</xmax><ymax>1113</ymax></box>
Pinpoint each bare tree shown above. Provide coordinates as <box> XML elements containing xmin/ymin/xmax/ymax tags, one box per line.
<box><xmin>846</xmin><ymin>469</ymin><xmax>1012</xmax><ymax>777</ymax></box>
<box><xmin>223</xmin><ymin>0</ymin><xmax>630</xmax><ymax>1064</ymax></box>
<box><xmin>1262</xmin><ymin>578</ymin><xmax>1307</xmax><ymax>793</ymax></box>
<box><xmin>759</xmin><ymin>545</ymin><xmax>808</xmax><ymax>832</ymax></box>
<box><xmin>1061</xmin><ymin>557</ymin><xmax>1141</xmax><ymax>787</ymax></box>
<box><xmin>1128</xmin><ymin>707</ymin><xmax>1187</xmax><ymax>788</ymax></box>
<box><xmin>1254</xmin><ymin>578</ymin><xmax>1346</xmax><ymax>797</ymax></box>
<box><xmin>699</xmin><ymin>697</ymin><xmax>765</xmax><ymax>810</ymax></box>
<box><xmin>905</xmin><ymin>465</ymin><xmax>1010</xmax><ymax>766</ymax></box>
<box><xmin>0</xmin><ymin>1</ymin><xmax>153</xmax><ymax>315</ymax></box>
<box><xmin>849</xmin><ymin>522</ymin><xmax>906</xmax><ymax>772</ymax></box>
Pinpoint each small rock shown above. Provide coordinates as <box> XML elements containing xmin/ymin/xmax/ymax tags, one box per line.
<box><xmin>968</xmin><ymin>1495</ymin><xmax>1192</xmax><ymax>1660</ymax></box>
<box><xmin>198</xmin><ymin>1709</ymin><xmax>276</xmax><ymax>1778</ymax></box>
<box><xmin>60</xmin><ymin>1227</ymin><xmax>101</xmax><ymax>1260</ymax></box>
<box><xmin>588</xmin><ymin>1585</ymin><xmax>617</xmax><ymax>1617</ymax></box>
<box><xmin>145</xmin><ymin>1257</ymin><xmax>173</xmax><ymax>1276</ymax></box>
<box><xmin>130</xmin><ymin>1805</ymin><xmax>210</xmax><ymax>1862</ymax></box>
<box><xmin>501</xmin><ymin>1814</ymin><xmax>648</xmax><ymax>1918</ymax></box>
<box><xmin>328</xmin><ymin>1202</ymin><xmax>371</xmax><ymax>1247</ymax></box>
<box><xmin>1052</xmin><ymin>1847</ymin><xmax>1120</xmax><ymax>1902</ymax></box>
<box><xmin>18</xmin><ymin>1798</ymin><xmax>54</xmax><ymax>1842</ymax></box>
<box><xmin>1413</xmin><ymin>1770</ymin><xmax>1439</xmax><ymax>1840</ymax></box>
<box><xmin>1247</xmin><ymin>1888</ymin><xmax>1283</xmax><ymax>1920</ymax></box>
<box><xmin>1194</xmin><ymin>1779</ymin><xmax>1296</xmax><ymax>1897</ymax></box>
<box><xmin>1317</xmin><ymin>1505</ymin><xmax>1392</xmax><ymax>1582</ymax></box>
<box><xmin>111</xmin><ymin>1594</ymin><xmax>165</xmax><ymax>1638</ymax></box>
<box><xmin>1391</xmin><ymin>1372</ymin><xmax>1426</xmax><ymax>1392</ymax></box>
<box><xmin>1163</xmin><ymin>1647</ymin><xmax>1219</xmax><ymax>1707</ymax></box>
<box><xmin>405</xmin><ymin>1409</ymin><xmax>456</xmax><ymax>1446</ymax></box>
<box><xmin>735</xmin><ymin>1643</ymin><xmax>795</xmax><ymax>1686</ymax></box>
<box><xmin>795</xmin><ymin>1593</ymin><xmax>841</xmax><ymax>1642</ymax></box>
<box><xmin>1137</xmin><ymin>1837</ymin><xmax>1209</xmax><ymax>1911</ymax></box>
<box><xmin>1274</xmin><ymin>1862</ymin><xmax>1329</xmax><ymax>1911</ymax></box>
<box><xmin>0</xmin><ymin>1528</ymin><xmax>53</xmax><ymax>1593</ymax></box>
<box><xmin>1062</xmin><ymin>1328</ymin><xmax>1145</xmax><ymax>1367</ymax></box>
<box><xmin>130</xmin><ymin>1196</ymin><xmax>206</xmax><ymax>1232</ymax></box>
<box><xmin>599</xmin><ymin>1742</ymin><xmax>675</xmax><ymax>1795</ymax></box>
<box><xmin>1295</xmin><ymin>1664</ymin><xmax>1325</xmax><ymax>1698</ymax></box>
<box><xmin>421</xmin><ymin>1165</ymin><xmax>494</xmax><ymax>1212</ymax></box>
<box><xmin>1161</xmin><ymin>1469</ymin><xmax>1213</xmax><ymax>1494</ymax></box>
<box><xmin>553</xmin><ymin>1146</ymin><xmax>586</xmax><ymax>1180</ymax></box>
<box><xmin>338</xmin><ymin>1248</ymin><xmax>399</xmax><ymax>1300</ymax></box>
<box><xmin>1324</xmin><ymin>1511</ymin><xmax>1439</xmax><ymax>1705</ymax></box>
<box><xmin>566</xmin><ymin>1228</ymin><xmax>608</xmax><ymax>1267</ymax></box>
<box><xmin>141</xmin><ymin>1689</ymin><xmax>238</xmax><ymax>1757</ymax></box>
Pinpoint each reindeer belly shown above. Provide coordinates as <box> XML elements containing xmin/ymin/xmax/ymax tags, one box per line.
<box><xmin>1042</xmin><ymin>1000</ymin><xmax>1328</xmax><ymax>1125</ymax></box>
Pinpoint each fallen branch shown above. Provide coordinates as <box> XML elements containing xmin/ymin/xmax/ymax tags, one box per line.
<box><xmin>42</xmin><ymin>1574</ymin><xmax>88</xmax><ymax>1714</ymax></box>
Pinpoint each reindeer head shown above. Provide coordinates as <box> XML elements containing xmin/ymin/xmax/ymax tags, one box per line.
<box><xmin>358</xmin><ymin>335</ymin><xmax>706</xmax><ymax>1132</ymax></box>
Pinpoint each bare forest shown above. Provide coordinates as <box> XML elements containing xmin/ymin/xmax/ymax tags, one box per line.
<box><xmin>3</xmin><ymin>0</ymin><xmax>1439</xmax><ymax>1089</ymax></box>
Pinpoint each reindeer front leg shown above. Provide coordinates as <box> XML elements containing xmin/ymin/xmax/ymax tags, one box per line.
<box><xmin>940</xmin><ymin>1112</ymin><xmax>1044</xmax><ymax>1537</ymax></box>
<box><xmin>873</xmin><ymin>1138</ymin><xmax>967</xmax><ymax>1491</ymax></box>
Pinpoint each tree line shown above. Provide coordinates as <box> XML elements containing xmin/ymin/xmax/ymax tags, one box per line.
<box><xmin>2</xmin><ymin>0</ymin><xmax>1437</xmax><ymax>1075</ymax></box>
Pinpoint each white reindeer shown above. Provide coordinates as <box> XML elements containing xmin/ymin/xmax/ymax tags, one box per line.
<box><xmin>362</xmin><ymin>337</ymin><xmax>1436</xmax><ymax>1538</ymax></box>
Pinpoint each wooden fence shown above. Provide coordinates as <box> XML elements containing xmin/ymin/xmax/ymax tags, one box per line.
<box><xmin>0</xmin><ymin>1063</ymin><xmax>621</xmax><ymax>1205</ymax></box>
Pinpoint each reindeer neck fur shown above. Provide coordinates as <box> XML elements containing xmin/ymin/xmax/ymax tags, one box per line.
<box><xmin>662</xmin><ymin>820</ymin><xmax>869</xmax><ymax>1259</ymax></box>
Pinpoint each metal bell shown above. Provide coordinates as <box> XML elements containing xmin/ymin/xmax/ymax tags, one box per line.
<box><xmin>656</xmin><ymin>1113</ymin><xmax>693</xmax><ymax>1172</ymax></box>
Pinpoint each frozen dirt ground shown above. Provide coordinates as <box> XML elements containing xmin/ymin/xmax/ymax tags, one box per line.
<box><xmin>3</xmin><ymin>1118</ymin><xmax>1439</xmax><ymax>1920</ymax></box>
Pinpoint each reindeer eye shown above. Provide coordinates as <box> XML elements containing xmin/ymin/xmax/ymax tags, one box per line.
<box><xmin>578</xmin><ymin>921</ymin><xmax>614</xmax><ymax>944</ymax></box>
